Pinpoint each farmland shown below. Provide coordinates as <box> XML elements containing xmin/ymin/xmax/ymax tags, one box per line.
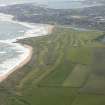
<box><xmin>0</xmin><ymin>27</ymin><xmax>105</xmax><ymax>105</ymax></box>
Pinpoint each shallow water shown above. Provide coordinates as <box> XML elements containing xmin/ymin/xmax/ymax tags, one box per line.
<box><xmin>0</xmin><ymin>13</ymin><xmax>49</xmax><ymax>75</ymax></box>
<box><xmin>0</xmin><ymin>20</ymin><xmax>29</xmax><ymax>73</ymax></box>
<box><xmin>0</xmin><ymin>42</ymin><xmax>28</xmax><ymax>74</ymax></box>
<box><xmin>0</xmin><ymin>0</ymin><xmax>102</xmax><ymax>74</ymax></box>
<box><xmin>0</xmin><ymin>21</ymin><xmax>28</xmax><ymax>40</ymax></box>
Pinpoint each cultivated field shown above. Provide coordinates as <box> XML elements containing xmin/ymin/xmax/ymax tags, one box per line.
<box><xmin>0</xmin><ymin>27</ymin><xmax>105</xmax><ymax>105</ymax></box>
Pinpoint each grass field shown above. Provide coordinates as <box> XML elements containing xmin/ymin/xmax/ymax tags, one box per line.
<box><xmin>0</xmin><ymin>27</ymin><xmax>105</xmax><ymax>105</ymax></box>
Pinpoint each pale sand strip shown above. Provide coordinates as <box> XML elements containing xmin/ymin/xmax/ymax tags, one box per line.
<box><xmin>0</xmin><ymin>45</ymin><xmax>33</xmax><ymax>82</ymax></box>
<box><xmin>0</xmin><ymin>13</ymin><xmax>54</xmax><ymax>42</ymax></box>
<box><xmin>48</xmin><ymin>25</ymin><xmax>54</xmax><ymax>34</ymax></box>
<box><xmin>0</xmin><ymin>25</ymin><xmax>54</xmax><ymax>82</ymax></box>
<box><xmin>0</xmin><ymin>13</ymin><xmax>54</xmax><ymax>82</ymax></box>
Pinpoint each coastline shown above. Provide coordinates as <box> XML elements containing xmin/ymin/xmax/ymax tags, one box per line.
<box><xmin>0</xmin><ymin>13</ymin><xmax>54</xmax><ymax>82</ymax></box>
<box><xmin>0</xmin><ymin>13</ymin><xmax>54</xmax><ymax>42</ymax></box>
<box><xmin>0</xmin><ymin>45</ymin><xmax>33</xmax><ymax>82</ymax></box>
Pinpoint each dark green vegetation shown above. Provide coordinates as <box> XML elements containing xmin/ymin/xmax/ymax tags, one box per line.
<box><xmin>0</xmin><ymin>27</ymin><xmax>105</xmax><ymax>105</ymax></box>
<box><xmin>1</xmin><ymin>2</ymin><xmax>105</xmax><ymax>31</ymax></box>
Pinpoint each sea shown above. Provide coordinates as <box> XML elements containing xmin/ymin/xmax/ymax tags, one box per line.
<box><xmin>0</xmin><ymin>19</ymin><xmax>29</xmax><ymax>75</ymax></box>
<box><xmin>0</xmin><ymin>0</ymin><xmax>101</xmax><ymax>75</ymax></box>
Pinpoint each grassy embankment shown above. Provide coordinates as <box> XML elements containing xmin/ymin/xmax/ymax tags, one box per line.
<box><xmin>0</xmin><ymin>27</ymin><xmax>105</xmax><ymax>105</ymax></box>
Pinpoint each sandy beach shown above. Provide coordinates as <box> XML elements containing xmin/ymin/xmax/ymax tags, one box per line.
<box><xmin>0</xmin><ymin>13</ymin><xmax>54</xmax><ymax>82</ymax></box>
<box><xmin>0</xmin><ymin>45</ymin><xmax>33</xmax><ymax>82</ymax></box>
<box><xmin>0</xmin><ymin>13</ymin><xmax>54</xmax><ymax>42</ymax></box>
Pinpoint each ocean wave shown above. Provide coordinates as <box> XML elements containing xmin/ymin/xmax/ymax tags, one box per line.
<box><xmin>0</xmin><ymin>45</ymin><xmax>29</xmax><ymax>75</ymax></box>
<box><xmin>0</xmin><ymin>13</ymin><xmax>50</xmax><ymax>78</ymax></box>
<box><xmin>0</xmin><ymin>13</ymin><xmax>50</xmax><ymax>42</ymax></box>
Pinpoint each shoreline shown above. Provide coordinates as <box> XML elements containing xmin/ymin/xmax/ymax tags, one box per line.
<box><xmin>0</xmin><ymin>13</ymin><xmax>54</xmax><ymax>42</ymax></box>
<box><xmin>0</xmin><ymin>45</ymin><xmax>33</xmax><ymax>82</ymax></box>
<box><xmin>0</xmin><ymin>13</ymin><xmax>54</xmax><ymax>82</ymax></box>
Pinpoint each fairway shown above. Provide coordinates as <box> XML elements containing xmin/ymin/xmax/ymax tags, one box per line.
<box><xmin>0</xmin><ymin>27</ymin><xmax>105</xmax><ymax>105</ymax></box>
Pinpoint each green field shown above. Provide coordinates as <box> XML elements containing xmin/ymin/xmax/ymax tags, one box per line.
<box><xmin>0</xmin><ymin>27</ymin><xmax>105</xmax><ymax>105</ymax></box>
